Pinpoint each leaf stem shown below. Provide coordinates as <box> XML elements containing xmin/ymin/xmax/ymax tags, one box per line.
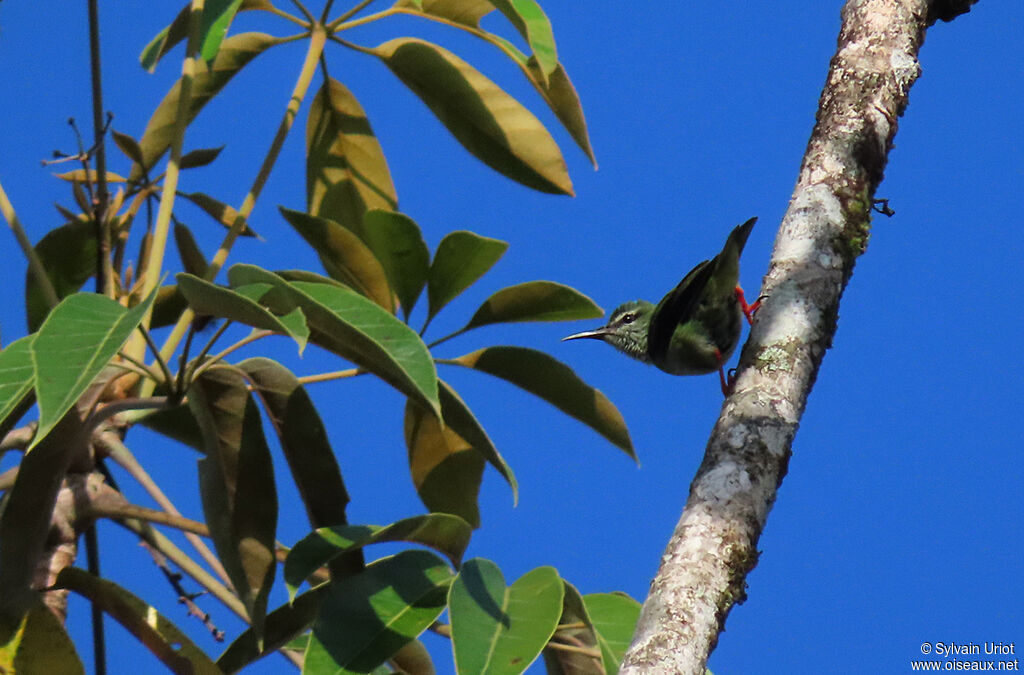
<box><xmin>190</xmin><ymin>328</ymin><xmax>272</xmax><ymax>381</ymax></box>
<box><xmin>0</xmin><ymin>179</ymin><xmax>60</xmax><ymax>310</ymax></box>
<box><xmin>127</xmin><ymin>0</ymin><xmax>206</xmax><ymax>364</ymax></box>
<box><xmin>327</xmin><ymin>0</ymin><xmax>378</xmax><ymax>29</ymax></box>
<box><xmin>294</xmin><ymin>368</ymin><xmax>363</xmax><ymax>385</ymax></box>
<box><xmin>148</xmin><ymin>25</ymin><xmax>329</xmax><ymax>391</ymax></box>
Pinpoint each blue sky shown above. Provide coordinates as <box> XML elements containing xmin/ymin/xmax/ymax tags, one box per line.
<box><xmin>0</xmin><ymin>1</ymin><xmax>1021</xmax><ymax>673</ymax></box>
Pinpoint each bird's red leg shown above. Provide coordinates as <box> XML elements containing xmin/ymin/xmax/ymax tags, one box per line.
<box><xmin>735</xmin><ymin>286</ymin><xmax>763</xmax><ymax>325</ymax></box>
<box><xmin>715</xmin><ymin>349</ymin><xmax>733</xmax><ymax>396</ymax></box>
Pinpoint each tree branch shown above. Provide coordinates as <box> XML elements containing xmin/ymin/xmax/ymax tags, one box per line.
<box><xmin>621</xmin><ymin>1</ymin><xmax>976</xmax><ymax>671</ymax></box>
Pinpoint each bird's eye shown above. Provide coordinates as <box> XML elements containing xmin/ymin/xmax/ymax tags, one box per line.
<box><xmin>621</xmin><ymin>313</ymin><xmax>636</xmax><ymax>324</ymax></box>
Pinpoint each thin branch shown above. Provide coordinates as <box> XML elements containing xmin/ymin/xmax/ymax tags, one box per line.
<box><xmin>83</xmin><ymin>523</ymin><xmax>106</xmax><ymax>675</ymax></box>
<box><xmin>97</xmin><ymin>432</ymin><xmax>231</xmax><ymax>586</ymax></box>
<box><xmin>88</xmin><ymin>0</ymin><xmax>112</xmax><ymax>299</ymax></box>
<box><xmin>189</xmin><ymin>327</ymin><xmax>270</xmax><ymax>382</ymax></box>
<box><xmin>0</xmin><ymin>179</ymin><xmax>60</xmax><ymax>309</ymax></box>
<box><xmin>141</xmin><ymin>538</ymin><xmax>226</xmax><ymax>642</ymax></box>
<box><xmin>116</xmin><ymin>518</ymin><xmax>247</xmax><ymax>622</ymax></box>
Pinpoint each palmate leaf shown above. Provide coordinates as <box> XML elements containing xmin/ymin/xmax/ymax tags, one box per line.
<box><xmin>303</xmin><ymin>551</ymin><xmax>452</xmax><ymax>675</ymax></box>
<box><xmin>371</xmin><ymin>38</ymin><xmax>572</xmax><ymax>195</ymax></box>
<box><xmin>55</xmin><ymin>568</ymin><xmax>221</xmax><ymax>674</ymax></box>
<box><xmin>228</xmin><ymin>265</ymin><xmax>441</xmax><ymax>418</ymax></box>
<box><xmin>173</xmin><ymin>222</ymin><xmax>209</xmax><ymax>276</ymax></box>
<box><xmin>140</xmin><ymin>0</ymin><xmax>276</xmax><ymax>72</ymax></box>
<box><xmin>179</xmin><ymin>145</ymin><xmax>225</xmax><ymax>170</ymax></box>
<box><xmin>395</xmin><ymin>0</ymin><xmax>594</xmax><ymax>164</ymax></box>
<box><xmin>449</xmin><ymin>559</ymin><xmax>563</xmax><ymax>675</ymax></box>
<box><xmin>426</xmin><ymin>230</ymin><xmax>508</xmax><ymax>326</ymax></box>
<box><xmin>176</xmin><ymin>272</ymin><xmax>309</xmax><ymax>351</ymax></box>
<box><xmin>134</xmin><ymin>32</ymin><xmax>281</xmax><ymax>178</ymax></box>
<box><xmin>180</xmin><ymin>192</ymin><xmax>259</xmax><ymax>237</ymax></box>
<box><xmin>239</xmin><ymin>358</ymin><xmax>352</xmax><ymax>529</ymax></box>
<box><xmin>218</xmin><ymin>587</ymin><xmax>326</xmax><ymax>673</ymax></box>
<box><xmin>30</xmin><ymin>290</ymin><xmax>157</xmax><ymax>449</ymax></box>
<box><xmin>25</xmin><ymin>221</ymin><xmax>96</xmax><ymax>332</ymax></box>
<box><xmin>284</xmin><ymin>513</ymin><xmax>473</xmax><ymax>600</ymax></box>
<box><xmin>442</xmin><ymin>346</ymin><xmax>635</xmax><ymax>459</ymax></box>
<box><xmin>541</xmin><ymin>581</ymin><xmax>603</xmax><ymax>675</ymax></box>
<box><xmin>279</xmin><ymin>207</ymin><xmax>394</xmax><ymax>311</ymax></box>
<box><xmin>0</xmin><ymin>601</ymin><xmax>83</xmax><ymax>674</ymax></box>
<box><xmin>0</xmin><ymin>337</ymin><xmax>36</xmax><ymax>441</ymax></box>
<box><xmin>239</xmin><ymin>357</ymin><xmax>364</xmax><ymax>579</ymax></box>
<box><xmin>361</xmin><ymin>209</ymin><xmax>430</xmax><ymax>321</ymax></box>
<box><xmin>461</xmin><ymin>281</ymin><xmax>602</xmax><ymax>332</ymax></box>
<box><xmin>190</xmin><ymin>365</ymin><xmax>278</xmax><ymax>642</ymax></box>
<box><xmin>583</xmin><ymin>593</ymin><xmax>641</xmax><ymax>675</ymax></box>
<box><xmin>306</xmin><ymin>77</ymin><xmax>397</xmax><ymax>233</ymax></box>
<box><xmin>405</xmin><ymin>396</ymin><xmax>485</xmax><ymax>528</ymax></box>
<box><xmin>488</xmin><ymin>0</ymin><xmax>557</xmax><ymax>83</ymax></box>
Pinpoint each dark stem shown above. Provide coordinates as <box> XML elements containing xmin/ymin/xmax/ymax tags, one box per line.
<box><xmin>88</xmin><ymin>0</ymin><xmax>110</xmax><ymax>295</ymax></box>
<box><xmin>84</xmin><ymin>524</ymin><xmax>106</xmax><ymax>675</ymax></box>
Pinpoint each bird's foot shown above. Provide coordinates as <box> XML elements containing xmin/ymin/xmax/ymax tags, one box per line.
<box><xmin>716</xmin><ymin>351</ymin><xmax>736</xmax><ymax>396</ymax></box>
<box><xmin>735</xmin><ymin>286</ymin><xmax>766</xmax><ymax>324</ymax></box>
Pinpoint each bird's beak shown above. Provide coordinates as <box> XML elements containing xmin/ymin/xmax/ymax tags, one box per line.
<box><xmin>562</xmin><ymin>326</ymin><xmax>611</xmax><ymax>341</ymax></box>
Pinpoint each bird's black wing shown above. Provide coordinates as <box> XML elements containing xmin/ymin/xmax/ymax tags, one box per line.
<box><xmin>647</xmin><ymin>259</ymin><xmax>715</xmax><ymax>364</ymax></box>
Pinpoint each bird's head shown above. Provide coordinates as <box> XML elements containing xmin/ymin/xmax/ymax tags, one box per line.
<box><xmin>562</xmin><ymin>300</ymin><xmax>655</xmax><ymax>362</ymax></box>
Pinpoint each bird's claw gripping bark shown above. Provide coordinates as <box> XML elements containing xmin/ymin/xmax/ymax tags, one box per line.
<box><xmin>735</xmin><ymin>286</ymin><xmax>765</xmax><ymax>324</ymax></box>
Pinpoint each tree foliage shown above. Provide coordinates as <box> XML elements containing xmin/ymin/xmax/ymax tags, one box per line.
<box><xmin>0</xmin><ymin>2</ymin><xmax>639</xmax><ymax>673</ymax></box>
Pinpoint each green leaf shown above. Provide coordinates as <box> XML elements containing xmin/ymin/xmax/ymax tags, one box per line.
<box><xmin>200</xmin><ymin>0</ymin><xmax>245</xmax><ymax>64</ymax></box>
<box><xmin>437</xmin><ymin>379</ymin><xmax>517</xmax><ymax>501</ymax></box>
<box><xmin>239</xmin><ymin>357</ymin><xmax>363</xmax><ymax>579</ymax></box>
<box><xmin>30</xmin><ymin>290</ymin><xmax>157</xmax><ymax>449</ymax></box>
<box><xmin>449</xmin><ymin>560</ymin><xmax>563</xmax><ymax>675</ymax></box>
<box><xmin>461</xmin><ymin>281</ymin><xmax>602</xmax><ymax>332</ymax></box>
<box><xmin>54</xmin><ymin>567</ymin><xmax>221</xmax><ymax>674</ymax></box>
<box><xmin>135</xmin><ymin>32</ymin><xmax>281</xmax><ymax>179</ymax></box>
<box><xmin>306</xmin><ymin>77</ymin><xmax>397</xmax><ymax>233</ymax></box>
<box><xmin>361</xmin><ymin>210</ymin><xmax>430</xmax><ymax>321</ymax></box>
<box><xmin>303</xmin><ymin>551</ymin><xmax>452</xmax><ymax>675</ymax></box>
<box><xmin>25</xmin><ymin>222</ymin><xmax>96</xmax><ymax>332</ymax></box>
<box><xmin>173</xmin><ymin>222</ymin><xmax>209</xmax><ymax>276</ymax></box>
<box><xmin>393</xmin><ymin>0</ymin><xmax>492</xmax><ymax>27</ymax></box>
<box><xmin>583</xmin><ymin>593</ymin><xmax>641</xmax><ymax>675</ymax></box>
<box><xmin>489</xmin><ymin>0</ymin><xmax>557</xmax><ymax>83</ymax></box>
<box><xmin>0</xmin><ymin>337</ymin><xmax>36</xmax><ymax>440</ymax></box>
<box><xmin>527</xmin><ymin>60</ymin><xmax>595</xmax><ymax>167</ymax></box>
<box><xmin>0</xmin><ymin>602</ymin><xmax>84</xmax><ymax>674</ymax></box>
<box><xmin>404</xmin><ymin>396</ymin><xmax>484</xmax><ymax>529</ymax></box>
<box><xmin>371</xmin><ymin>38</ymin><xmax>572</xmax><ymax>195</ymax></box>
<box><xmin>180</xmin><ymin>145</ymin><xmax>225</xmax><ymax>169</ymax></box>
<box><xmin>228</xmin><ymin>265</ymin><xmax>441</xmax><ymax>417</ymax></box>
<box><xmin>285</xmin><ymin>514</ymin><xmax>472</xmax><ymax>600</ymax></box>
<box><xmin>180</xmin><ymin>191</ymin><xmax>259</xmax><ymax>237</ymax></box>
<box><xmin>53</xmin><ymin>169</ymin><xmax>127</xmax><ymax>183</ymax></box>
<box><xmin>426</xmin><ymin>230</ymin><xmax>508</xmax><ymax>325</ymax></box>
<box><xmin>190</xmin><ymin>365</ymin><xmax>278</xmax><ymax>642</ymax></box>
<box><xmin>443</xmin><ymin>347</ymin><xmax>635</xmax><ymax>459</ymax></box>
<box><xmin>541</xmin><ymin>581</ymin><xmax>602</xmax><ymax>675</ymax></box>
<box><xmin>279</xmin><ymin>207</ymin><xmax>394</xmax><ymax>311</ymax></box>
<box><xmin>111</xmin><ymin>129</ymin><xmax>145</xmax><ymax>165</ymax></box>
<box><xmin>218</xmin><ymin>587</ymin><xmax>325</xmax><ymax>673</ymax></box>
<box><xmin>140</xmin><ymin>0</ymin><xmax>275</xmax><ymax>72</ymax></box>
<box><xmin>177</xmin><ymin>273</ymin><xmax>309</xmax><ymax>352</ymax></box>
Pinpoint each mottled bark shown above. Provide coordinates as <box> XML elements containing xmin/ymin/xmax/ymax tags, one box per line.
<box><xmin>620</xmin><ymin>1</ymin><xmax>977</xmax><ymax>672</ymax></box>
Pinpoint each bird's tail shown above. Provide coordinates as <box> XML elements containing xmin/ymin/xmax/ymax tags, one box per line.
<box><xmin>712</xmin><ymin>216</ymin><xmax>757</xmax><ymax>285</ymax></box>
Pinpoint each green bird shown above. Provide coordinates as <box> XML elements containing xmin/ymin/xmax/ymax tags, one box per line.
<box><xmin>563</xmin><ymin>217</ymin><xmax>760</xmax><ymax>394</ymax></box>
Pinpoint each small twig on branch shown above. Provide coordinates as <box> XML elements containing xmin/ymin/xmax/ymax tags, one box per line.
<box><xmin>141</xmin><ymin>539</ymin><xmax>225</xmax><ymax>642</ymax></box>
